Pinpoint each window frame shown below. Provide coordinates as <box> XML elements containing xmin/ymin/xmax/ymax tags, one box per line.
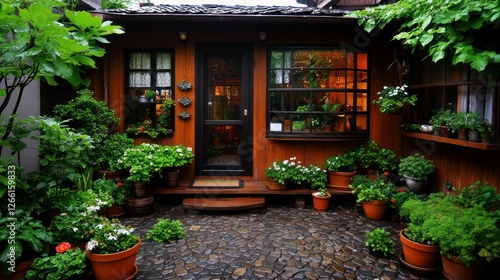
<box><xmin>124</xmin><ymin>48</ymin><xmax>175</xmax><ymax>138</ymax></box>
<box><xmin>265</xmin><ymin>46</ymin><xmax>370</xmax><ymax>140</ymax></box>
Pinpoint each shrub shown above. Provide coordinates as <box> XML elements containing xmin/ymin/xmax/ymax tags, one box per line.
<box><xmin>365</xmin><ymin>228</ymin><xmax>395</xmax><ymax>257</ymax></box>
<box><xmin>146</xmin><ymin>218</ymin><xmax>186</xmax><ymax>243</ymax></box>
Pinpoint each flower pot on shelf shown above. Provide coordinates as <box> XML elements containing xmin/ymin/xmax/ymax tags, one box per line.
<box><xmin>96</xmin><ymin>170</ymin><xmax>122</xmax><ymax>180</ymax></box>
<box><xmin>361</xmin><ymin>200</ymin><xmax>388</xmax><ymax>220</ymax></box>
<box><xmin>312</xmin><ymin>192</ymin><xmax>331</xmax><ymax>212</ymax></box>
<box><xmin>86</xmin><ymin>238</ymin><xmax>141</xmax><ymax>280</ymax></box>
<box><xmin>480</xmin><ymin>131</ymin><xmax>491</xmax><ymax>143</ymax></box>
<box><xmin>403</xmin><ymin>176</ymin><xmax>428</xmax><ymax>194</ymax></box>
<box><xmin>267</xmin><ymin>179</ymin><xmax>286</xmax><ymax>191</ymax></box>
<box><xmin>328</xmin><ymin>170</ymin><xmax>356</xmax><ymax>189</ymax></box>
<box><xmin>440</xmin><ymin>126</ymin><xmax>451</xmax><ymax>138</ymax></box>
<box><xmin>399</xmin><ymin>229</ymin><xmax>441</xmax><ymax>269</ymax></box>
<box><xmin>163</xmin><ymin>169</ymin><xmax>179</xmax><ymax>187</ymax></box>
<box><xmin>468</xmin><ymin>130</ymin><xmax>480</xmax><ymax>142</ymax></box>
<box><xmin>457</xmin><ymin>128</ymin><xmax>467</xmax><ymax>140</ymax></box>
<box><xmin>441</xmin><ymin>254</ymin><xmax>486</xmax><ymax>280</ymax></box>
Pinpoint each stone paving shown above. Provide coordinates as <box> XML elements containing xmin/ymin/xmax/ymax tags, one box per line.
<box><xmin>120</xmin><ymin>198</ymin><xmax>438</xmax><ymax>280</ymax></box>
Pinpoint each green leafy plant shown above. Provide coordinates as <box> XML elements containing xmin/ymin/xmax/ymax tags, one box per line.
<box><xmin>0</xmin><ymin>211</ymin><xmax>52</xmax><ymax>263</ymax></box>
<box><xmin>350</xmin><ymin>174</ymin><xmax>396</xmax><ymax>203</ymax></box>
<box><xmin>303</xmin><ymin>164</ymin><xmax>328</xmax><ymax>190</ymax></box>
<box><xmin>398</xmin><ymin>153</ymin><xmax>435</xmax><ymax>181</ymax></box>
<box><xmin>52</xmin><ymin>89</ymin><xmax>119</xmax><ymax>139</ymax></box>
<box><xmin>146</xmin><ymin>218</ymin><xmax>186</xmax><ymax>243</ymax></box>
<box><xmin>50</xmin><ymin>205</ymin><xmax>106</xmax><ymax>244</ymax></box>
<box><xmin>389</xmin><ymin>187</ymin><xmax>426</xmax><ymax>215</ymax></box>
<box><xmin>349</xmin><ymin>0</ymin><xmax>500</xmax><ymax>77</ymax></box>
<box><xmin>358</xmin><ymin>140</ymin><xmax>397</xmax><ymax>171</ymax></box>
<box><xmin>94</xmin><ymin>133</ymin><xmax>134</xmax><ymax>171</ymax></box>
<box><xmin>429</xmin><ymin>109</ymin><xmax>454</xmax><ymax>128</ymax></box>
<box><xmin>145</xmin><ymin>90</ymin><xmax>157</xmax><ymax>99</ymax></box>
<box><xmin>25</xmin><ymin>247</ymin><xmax>87</xmax><ymax>280</ymax></box>
<box><xmin>452</xmin><ymin>181</ymin><xmax>500</xmax><ymax>212</ymax></box>
<box><xmin>372</xmin><ymin>85</ymin><xmax>417</xmax><ymax>114</ymax></box>
<box><xmin>365</xmin><ymin>228</ymin><xmax>395</xmax><ymax>257</ymax></box>
<box><xmin>111</xmin><ymin>143</ymin><xmax>194</xmax><ymax>182</ymax></box>
<box><xmin>86</xmin><ymin>218</ymin><xmax>139</xmax><ymax>254</ymax></box>
<box><xmin>93</xmin><ymin>178</ymin><xmax>129</xmax><ymax>206</ymax></box>
<box><xmin>325</xmin><ymin>150</ymin><xmax>357</xmax><ymax>172</ymax></box>
<box><xmin>265</xmin><ymin>157</ymin><xmax>300</xmax><ymax>185</ymax></box>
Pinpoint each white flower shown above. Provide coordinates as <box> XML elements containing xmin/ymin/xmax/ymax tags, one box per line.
<box><xmin>116</xmin><ymin>229</ymin><xmax>131</xmax><ymax>235</ymax></box>
<box><xmin>283</xmin><ymin>160</ymin><xmax>289</xmax><ymax>165</ymax></box>
<box><xmin>96</xmin><ymin>223</ymin><xmax>104</xmax><ymax>229</ymax></box>
<box><xmin>187</xmin><ymin>147</ymin><xmax>193</xmax><ymax>152</ymax></box>
<box><xmin>176</xmin><ymin>148</ymin><xmax>182</xmax><ymax>153</ymax></box>
<box><xmin>87</xmin><ymin>240</ymin><xmax>98</xmax><ymax>251</ymax></box>
<box><xmin>107</xmin><ymin>233</ymin><xmax>117</xmax><ymax>241</ymax></box>
<box><xmin>73</xmin><ymin>227</ymin><xmax>78</xmax><ymax>232</ymax></box>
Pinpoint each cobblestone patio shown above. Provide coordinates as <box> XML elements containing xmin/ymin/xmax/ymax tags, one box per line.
<box><xmin>120</xmin><ymin>198</ymin><xmax>437</xmax><ymax>280</ymax></box>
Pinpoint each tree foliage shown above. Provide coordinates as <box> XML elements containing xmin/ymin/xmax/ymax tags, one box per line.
<box><xmin>348</xmin><ymin>0</ymin><xmax>500</xmax><ymax>77</ymax></box>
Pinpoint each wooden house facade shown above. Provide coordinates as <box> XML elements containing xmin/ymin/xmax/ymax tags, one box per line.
<box><xmin>89</xmin><ymin>4</ymin><xmax>499</xmax><ymax>193</ymax></box>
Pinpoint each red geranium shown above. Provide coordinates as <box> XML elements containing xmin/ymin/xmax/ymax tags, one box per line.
<box><xmin>55</xmin><ymin>242</ymin><xmax>72</xmax><ymax>253</ymax></box>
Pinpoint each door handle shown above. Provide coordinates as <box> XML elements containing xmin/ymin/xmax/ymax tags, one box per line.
<box><xmin>244</xmin><ymin>109</ymin><xmax>248</xmax><ymax>116</ymax></box>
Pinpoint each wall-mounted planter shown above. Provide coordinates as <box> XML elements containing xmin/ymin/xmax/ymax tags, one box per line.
<box><xmin>178</xmin><ymin>110</ymin><xmax>191</xmax><ymax>120</ymax></box>
<box><xmin>177</xmin><ymin>80</ymin><xmax>192</xmax><ymax>91</ymax></box>
<box><xmin>178</xmin><ymin>97</ymin><xmax>192</xmax><ymax>107</ymax></box>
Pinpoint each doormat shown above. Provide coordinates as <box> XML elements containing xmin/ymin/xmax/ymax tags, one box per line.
<box><xmin>188</xmin><ymin>179</ymin><xmax>243</xmax><ymax>189</ymax></box>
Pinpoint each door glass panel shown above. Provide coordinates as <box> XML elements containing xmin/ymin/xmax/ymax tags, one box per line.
<box><xmin>206</xmin><ymin>125</ymin><xmax>242</xmax><ymax>165</ymax></box>
<box><xmin>207</xmin><ymin>85</ymin><xmax>241</xmax><ymax>120</ymax></box>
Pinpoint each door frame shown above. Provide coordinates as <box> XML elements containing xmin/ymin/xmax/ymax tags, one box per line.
<box><xmin>194</xmin><ymin>43</ymin><xmax>254</xmax><ymax>176</ymax></box>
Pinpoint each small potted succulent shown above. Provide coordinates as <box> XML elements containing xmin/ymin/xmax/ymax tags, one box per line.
<box><xmin>365</xmin><ymin>228</ymin><xmax>395</xmax><ymax>258</ymax></box>
<box><xmin>398</xmin><ymin>153</ymin><xmax>435</xmax><ymax>193</ymax></box>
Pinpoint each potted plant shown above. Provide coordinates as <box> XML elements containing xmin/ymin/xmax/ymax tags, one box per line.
<box><xmin>85</xmin><ymin>218</ymin><xmax>140</xmax><ymax>280</ymax></box>
<box><xmin>302</xmin><ymin>164</ymin><xmax>329</xmax><ymax>212</ymax></box>
<box><xmin>359</xmin><ymin>141</ymin><xmax>397</xmax><ymax>178</ymax></box>
<box><xmin>365</xmin><ymin>228</ymin><xmax>395</xmax><ymax>258</ymax></box>
<box><xmin>325</xmin><ymin>149</ymin><xmax>357</xmax><ymax>189</ymax></box>
<box><xmin>146</xmin><ymin>218</ymin><xmax>187</xmax><ymax>242</ymax></box>
<box><xmin>160</xmin><ymin>144</ymin><xmax>195</xmax><ymax>187</ymax></box>
<box><xmin>93</xmin><ymin>178</ymin><xmax>129</xmax><ymax>217</ymax></box>
<box><xmin>265</xmin><ymin>157</ymin><xmax>300</xmax><ymax>190</ymax></box>
<box><xmin>478</xmin><ymin>118</ymin><xmax>492</xmax><ymax>143</ymax></box>
<box><xmin>447</xmin><ymin>111</ymin><xmax>468</xmax><ymax>139</ymax></box>
<box><xmin>321</xmin><ymin>102</ymin><xmax>340</xmax><ymax>131</ymax></box>
<box><xmin>372</xmin><ymin>84</ymin><xmax>417</xmax><ymax>114</ymax></box>
<box><xmin>94</xmin><ymin>133</ymin><xmax>134</xmax><ymax>178</ymax></box>
<box><xmin>311</xmin><ymin>184</ymin><xmax>331</xmax><ymax>212</ymax></box>
<box><xmin>350</xmin><ymin>174</ymin><xmax>396</xmax><ymax>220</ymax></box>
<box><xmin>429</xmin><ymin>109</ymin><xmax>453</xmax><ymax>137</ymax></box>
<box><xmin>398</xmin><ymin>153</ymin><xmax>435</xmax><ymax>194</ymax></box>
<box><xmin>464</xmin><ymin>112</ymin><xmax>482</xmax><ymax>142</ymax></box>
<box><xmin>25</xmin><ymin>245</ymin><xmax>87</xmax><ymax>280</ymax></box>
<box><xmin>138</xmin><ymin>89</ymin><xmax>156</xmax><ymax>103</ymax></box>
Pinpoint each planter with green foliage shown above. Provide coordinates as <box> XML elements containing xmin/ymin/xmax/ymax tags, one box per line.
<box><xmin>365</xmin><ymin>228</ymin><xmax>395</xmax><ymax>258</ymax></box>
<box><xmin>398</xmin><ymin>153</ymin><xmax>435</xmax><ymax>193</ymax></box>
<box><xmin>325</xmin><ymin>150</ymin><xmax>358</xmax><ymax>188</ymax></box>
<box><xmin>25</xmin><ymin>247</ymin><xmax>87</xmax><ymax>280</ymax></box>
<box><xmin>350</xmin><ymin>174</ymin><xmax>396</xmax><ymax>220</ymax></box>
<box><xmin>146</xmin><ymin>218</ymin><xmax>186</xmax><ymax>243</ymax></box>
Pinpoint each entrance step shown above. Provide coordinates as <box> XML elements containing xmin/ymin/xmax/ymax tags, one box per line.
<box><xmin>182</xmin><ymin>197</ymin><xmax>265</xmax><ymax>212</ymax></box>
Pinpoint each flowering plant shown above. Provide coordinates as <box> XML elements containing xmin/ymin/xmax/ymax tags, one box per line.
<box><xmin>325</xmin><ymin>151</ymin><xmax>357</xmax><ymax>172</ymax></box>
<box><xmin>265</xmin><ymin>157</ymin><xmax>300</xmax><ymax>185</ymax></box>
<box><xmin>55</xmin><ymin>242</ymin><xmax>72</xmax><ymax>254</ymax></box>
<box><xmin>86</xmin><ymin>218</ymin><xmax>139</xmax><ymax>254</ymax></box>
<box><xmin>373</xmin><ymin>84</ymin><xmax>417</xmax><ymax>114</ymax></box>
<box><xmin>162</xmin><ymin>145</ymin><xmax>195</xmax><ymax>169</ymax></box>
<box><xmin>303</xmin><ymin>165</ymin><xmax>328</xmax><ymax>189</ymax></box>
<box><xmin>93</xmin><ymin>178</ymin><xmax>129</xmax><ymax>205</ymax></box>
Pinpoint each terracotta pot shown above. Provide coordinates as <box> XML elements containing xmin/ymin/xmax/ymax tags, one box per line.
<box><xmin>361</xmin><ymin>200</ymin><xmax>388</xmax><ymax>220</ymax></box>
<box><xmin>2</xmin><ymin>258</ymin><xmax>34</xmax><ymax>280</ymax></box>
<box><xmin>404</xmin><ymin>176</ymin><xmax>428</xmax><ymax>194</ymax></box>
<box><xmin>97</xmin><ymin>170</ymin><xmax>123</xmax><ymax>180</ymax></box>
<box><xmin>312</xmin><ymin>192</ymin><xmax>331</xmax><ymax>212</ymax></box>
<box><xmin>107</xmin><ymin>203</ymin><xmax>125</xmax><ymax>218</ymax></box>
<box><xmin>441</xmin><ymin>254</ymin><xmax>486</xmax><ymax>280</ymax></box>
<box><xmin>399</xmin><ymin>229</ymin><xmax>441</xmax><ymax>269</ymax></box>
<box><xmin>365</xmin><ymin>169</ymin><xmax>378</xmax><ymax>180</ymax></box>
<box><xmin>440</xmin><ymin>126</ymin><xmax>451</xmax><ymax>138</ymax></box>
<box><xmin>328</xmin><ymin>170</ymin><xmax>356</xmax><ymax>188</ymax></box>
<box><xmin>133</xmin><ymin>182</ymin><xmax>146</xmax><ymax>197</ymax></box>
<box><xmin>163</xmin><ymin>169</ymin><xmax>179</xmax><ymax>187</ymax></box>
<box><xmin>457</xmin><ymin>129</ymin><xmax>467</xmax><ymax>140</ymax></box>
<box><xmin>86</xmin><ymin>238</ymin><xmax>141</xmax><ymax>280</ymax></box>
<box><xmin>267</xmin><ymin>179</ymin><xmax>286</xmax><ymax>191</ymax></box>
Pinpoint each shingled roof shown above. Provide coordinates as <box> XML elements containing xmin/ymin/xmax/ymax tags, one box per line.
<box><xmin>100</xmin><ymin>4</ymin><xmax>350</xmax><ymax>17</ymax></box>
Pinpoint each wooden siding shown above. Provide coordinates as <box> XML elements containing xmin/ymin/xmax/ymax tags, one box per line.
<box><xmin>92</xmin><ymin>17</ymin><xmax>499</xmax><ymax>192</ymax></box>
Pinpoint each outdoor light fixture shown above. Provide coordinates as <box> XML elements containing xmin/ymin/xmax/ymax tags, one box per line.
<box><xmin>179</xmin><ymin>31</ymin><xmax>187</xmax><ymax>41</ymax></box>
<box><xmin>259</xmin><ymin>32</ymin><xmax>267</xmax><ymax>41</ymax></box>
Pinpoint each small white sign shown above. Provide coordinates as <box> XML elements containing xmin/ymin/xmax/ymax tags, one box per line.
<box><xmin>270</xmin><ymin>123</ymin><xmax>282</xmax><ymax>131</ymax></box>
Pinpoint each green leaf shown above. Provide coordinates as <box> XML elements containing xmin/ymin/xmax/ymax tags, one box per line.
<box><xmin>419</xmin><ymin>33</ymin><xmax>433</xmax><ymax>47</ymax></box>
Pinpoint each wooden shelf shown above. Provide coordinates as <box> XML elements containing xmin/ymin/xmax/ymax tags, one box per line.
<box><xmin>401</xmin><ymin>131</ymin><xmax>500</xmax><ymax>151</ymax></box>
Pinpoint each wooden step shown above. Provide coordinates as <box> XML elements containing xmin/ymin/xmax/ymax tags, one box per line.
<box><xmin>182</xmin><ymin>197</ymin><xmax>265</xmax><ymax>211</ymax></box>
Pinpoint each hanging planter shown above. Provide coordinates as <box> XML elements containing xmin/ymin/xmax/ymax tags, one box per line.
<box><xmin>178</xmin><ymin>97</ymin><xmax>192</xmax><ymax>107</ymax></box>
<box><xmin>177</xmin><ymin>80</ymin><xmax>192</xmax><ymax>91</ymax></box>
<box><xmin>178</xmin><ymin>110</ymin><xmax>191</xmax><ymax>120</ymax></box>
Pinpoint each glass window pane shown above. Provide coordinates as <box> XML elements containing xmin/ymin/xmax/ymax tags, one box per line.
<box><xmin>129</xmin><ymin>52</ymin><xmax>151</xmax><ymax>69</ymax></box>
<box><xmin>206</xmin><ymin>125</ymin><xmax>242</xmax><ymax>165</ymax></box>
<box><xmin>357</xmin><ymin>53</ymin><xmax>368</xmax><ymax>70</ymax></box>
<box><xmin>129</xmin><ymin>72</ymin><xmax>150</xmax><ymax>87</ymax></box>
<box><xmin>346</xmin><ymin>71</ymin><xmax>355</xmax><ymax>89</ymax></box>
<box><xmin>156</xmin><ymin>72</ymin><xmax>171</xmax><ymax>87</ymax></box>
<box><xmin>157</xmin><ymin>53</ymin><xmax>171</xmax><ymax>69</ymax></box>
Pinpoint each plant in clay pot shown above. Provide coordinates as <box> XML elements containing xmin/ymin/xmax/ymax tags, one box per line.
<box><xmin>350</xmin><ymin>174</ymin><xmax>396</xmax><ymax>220</ymax></box>
<box><xmin>365</xmin><ymin>228</ymin><xmax>395</xmax><ymax>258</ymax></box>
<box><xmin>325</xmin><ymin>149</ymin><xmax>358</xmax><ymax>189</ymax></box>
<box><xmin>398</xmin><ymin>153</ymin><xmax>434</xmax><ymax>193</ymax></box>
<box><xmin>359</xmin><ymin>140</ymin><xmax>397</xmax><ymax>176</ymax></box>
<box><xmin>372</xmin><ymin>84</ymin><xmax>417</xmax><ymax>114</ymax></box>
<box><xmin>265</xmin><ymin>157</ymin><xmax>301</xmax><ymax>186</ymax></box>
